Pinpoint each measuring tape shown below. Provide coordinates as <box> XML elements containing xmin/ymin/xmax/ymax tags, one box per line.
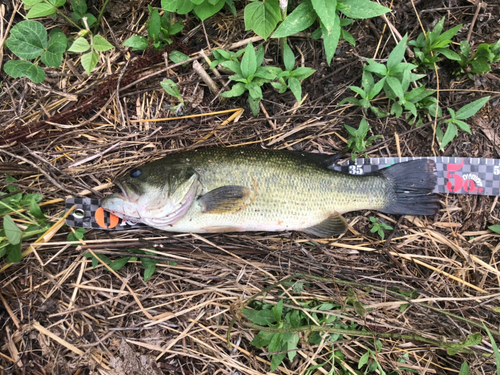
<box><xmin>66</xmin><ymin>156</ymin><xmax>500</xmax><ymax>230</ymax></box>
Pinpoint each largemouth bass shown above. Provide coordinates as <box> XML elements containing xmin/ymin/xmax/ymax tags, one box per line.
<box><xmin>101</xmin><ymin>148</ymin><xmax>438</xmax><ymax>236</ymax></box>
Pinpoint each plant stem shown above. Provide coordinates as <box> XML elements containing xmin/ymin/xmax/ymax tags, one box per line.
<box><xmin>0</xmin><ymin>202</ymin><xmax>37</xmax><ymax>225</ymax></box>
<box><xmin>93</xmin><ymin>0</ymin><xmax>112</xmax><ymax>34</ymax></box>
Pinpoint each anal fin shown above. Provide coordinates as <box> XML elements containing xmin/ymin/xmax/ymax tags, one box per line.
<box><xmin>199</xmin><ymin>185</ymin><xmax>251</xmax><ymax>214</ymax></box>
<box><xmin>304</xmin><ymin>212</ymin><xmax>347</xmax><ymax>237</ymax></box>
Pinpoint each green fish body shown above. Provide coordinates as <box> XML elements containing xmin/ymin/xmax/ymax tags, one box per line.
<box><xmin>101</xmin><ymin>148</ymin><xmax>438</xmax><ymax>236</ymax></box>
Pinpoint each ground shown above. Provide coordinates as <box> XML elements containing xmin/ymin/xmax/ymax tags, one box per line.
<box><xmin>1</xmin><ymin>0</ymin><xmax>500</xmax><ymax>374</ymax></box>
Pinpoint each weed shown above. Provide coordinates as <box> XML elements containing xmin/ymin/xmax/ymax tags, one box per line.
<box><xmin>0</xmin><ymin>175</ymin><xmax>49</xmax><ymax>263</ymax></box>
<box><xmin>344</xmin><ymin>119</ymin><xmax>382</xmax><ymax>160</ymax></box>
<box><xmin>436</xmin><ymin>96</ymin><xmax>490</xmax><ymax>150</ymax></box>
<box><xmin>489</xmin><ymin>225</ymin><xmax>500</xmax><ymax>234</ymax></box>
<box><xmin>161</xmin><ymin>79</ymin><xmax>185</xmax><ymax>113</ymax></box>
<box><xmin>161</xmin><ymin>0</ymin><xmax>236</xmax><ymax>21</ymax></box>
<box><xmin>369</xmin><ymin>217</ymin><xmax>393</xmax><ymax>241</ymax></box>
<box><xmin>456</xmin><ymin>39</ymin><xmax>500</xmax><ymax>77</ymax></box>
<box><xmin>408</xmin><ymin>17</ymin><xmax>462</xmax><ymax>69</ymax></box>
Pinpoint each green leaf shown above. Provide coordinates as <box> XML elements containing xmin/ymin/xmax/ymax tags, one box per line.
<box><xmin>243</xmin><ymin>308</ymin><xmax>276</xmax><ymax>325</ymax></box>
<box><xmin>246</xmin><ymin>82</ymin><xmax>263</xmax><ymax>100</ymax></box>
<box><xmin>272</xmin><ymin>300</ymin><xmax>283</xmax><ymax>323</ymax></box>
<box><xmin>26</xmin><ymin>3</ymin><xmax>56</xmax><ymax>18</ymax></box>
<box><xmin>123</xmin><ymin>35</ymin><xmax>149</xmax><ymax>51</ymax></box>
<box><xmin>287</xmin><ymin>333</ymin><xmax>300</xmax><ymax>361</ymax></box>
<box><xmin>161</xmin><ymin>0</ymin><xmax>195</xmax><ymax>14</ymax></box>
<box><xmin>29</xmin><ymin>200</ymin><xmax>45</xmax><ymax>219</ymax></box>
<box><xmin>221</xmin><ymin>82</ymin><xmax>246</xmax><ymax>97</ymax></box>
<box><xmin>482</xmin><ymin>323</ymin><xmax>500</xmax><ymax>375</ymax></box>
<box><xmin>455</xmin><ymin>96</ymin><xmax>490</xmax><ymax>120</ymax></box>
<box><xmin>68</xmin><ymin>37</ymin><xmax>90</xmax><ymax>53</ymax></box>
<box><xmin>4</xmin><ymin>215</ymin><xmax>22</xmax><ymax>245</ymax></box>
<box><xmin>147</xmin><ymin>6</ymin><xmax>161</xmax><ymax>40</ymax></box>
<box><xmin>311</xmin><ymin>0</ymin><xmax>337</xmax><ymax>33</ymax></box>
<box><xmin>23</xmin><ymin>0</ymin><xmax>43</xmax><ymax>8</ymax></box>
<box><xmin>387</xmin><ymin>34</ymin><xmax>408</xmax><ymax>71</ymax></box>
<box><xmin>255</xmin><ymin>66</ymin><xmax>281</xmax><ymax>80</ymax></box>
<box><xmin>489</xmin><ymin>225</ymin><xmax>500</xmax><ymax>234</ymax></box>
<box><xmin>194</xmin><ymin>0</ymin><xmax>225</xmax><ymax>21</ymax></box>
<box><xmin>250</xmin><ymin>331</ymin><xmax>275</xmax><ymax>347</ymax></box>
<box><xmin>4</xmin><ymin>60</ymin><xmax>45</xmax><ymax>83</ymax></box>
<box><xmin>49</xmin><ymin>0</ymin><xmax>65</xmax><ymax>6</ymax></box>
<box><xmin>338</xmin><ymin>0</ymin><xmax>390</xmax><ymax>19</ymax></box>
<box><xmin>141</xmin><ymin>257</ymin><xmax>158</xmax><ymax>281</ymax></box>
<box><xmin>270</xmin><ymin>350</ymin><xmax>286</xmax><ymax>372</ymax></box>
<box><xmin>386</xmin><ymin>76</ymin><xmax>404</xmax><ymax>99</ymax></box>
<box><xmin>364</xmin><ymin>59</ymin><xmax>387</xmax><ymax>76</ymax></box>
<box><xmin>244</xmin><ymin>0</ymin><xmax>281</xmax><ymax>40</ymax></box>
<box><xmin>5</xmin><ymin>243</ymin><xmax>22</xmax><ymax>263</ymax></box>
<box><xmin>283</xmin><ymin>42</ymin><xmax>295</xmax><ymax>72</ymax></box>
<box><xmin>272</xmin><ymin>0</ymin><xmax>317</xmax><ymax>38</ymax></box>
<box><xmin>81</xmin><ymin>13</ymin><xmax>97</xmax><ymax>27</ymax></box>
<box><xmin>454</xmin><ymin>120</ymin><xmax>471</xmax><ymax>134</ymax></box>
<box><xmin>241</xmin><ymin>42</ymin><xmax>257</xmax><ymax>79</ymax></box>
<box><xmin>169</xmin><ymin>50</ymin><xmax>190</xmax><ymax>64</ymax></box>
<box><xmin>290</xmin><ymin>66</ymin><xmax>315</xmax><ymax>80</ymax></box>
<box><xmin>92</xmin><ymin>35</ymin><xmax>114</xmax><ymax>52</ymax></box>
<box><xmin>81</xmin><ymin>51</ymin><xmax>99</xmax><ymax>74</ymax></box>
<box><xmin>5</xmin><ymin>20</ymin><xmax>47</xmax><ymax>59</ymax></box>
<box><xmin>268</xmin><ymin>332</ymin><xmax>284</xmax><ymax>352</ymax></box>
<box><xmin>436</xmin><ymin>48</ymin><xmax>460</xmax><ymax>61</ymax></box>
<box><xmin>161</xmin><ymin>79</ymin><xmax>182</xmax><ymax>100</ymax></box>
<box><xmin>71</xmin><ymin>0</ymin><xmax>87</xmax><ymax>14</ymax></box>
<box><xmin>440</xmin><ymin>122</ymin><xmax>457</xmax><ymax>150</ymax></box>
<box><xmin>321</xmin><ymin>15</ymin><xmax>341</xmax><ymax>65</ymax></box>
<box><xmin>459</xmin><ymin>362</ymin><xmax>469</xmax><ymax>375</ymax></box>
<box><xmin>109</xmin><ymin>257</ymin><xmax>132</xmax><ymax>271</ymax></box>
<box><xmin>41</xmin><ymin>30</ymin><xmax>66</xmax><ymax>67</ymax></box>
<box><xmin>470</xmin><ymin>59</ymin><xmax>491</xmax><ymax>74</ymax></box>
<box><xmin>248</xmin><ymin>95</ymin><xmax>261</xmax><ymax>116</ymax></box>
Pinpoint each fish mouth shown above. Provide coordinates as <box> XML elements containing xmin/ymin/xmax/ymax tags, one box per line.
<box><xmin>115</xmin><ymin>181</ymin><xmax>141</xmax><ymax>203</ymax></box>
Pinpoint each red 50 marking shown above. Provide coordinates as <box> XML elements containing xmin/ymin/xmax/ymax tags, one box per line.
<box><xmin>446</xmin><ymin>159</ymin><xmax>484</xmax><ymax>194</ymax></box>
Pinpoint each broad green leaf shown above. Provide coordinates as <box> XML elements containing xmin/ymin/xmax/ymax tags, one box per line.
<box><xmin>364</xmin><ymin>59</ymin><xmax>387</xmax><ymax>76</ymax></box>
<box><xmin>459</xmin><ymin>362</ymin><xmax>469</xmax><ymax>375</ymax></box>
<box><xmin>220</xmin><ymin>60</ymin><xmax>241</xmax><ymax>74</ymax></box>
<box><xmin>270</xmin><ymin>350</ymin><xmax>286</xmax><ymax>372</ymax></box>
<box><xmin>244</xmin><ymin>0</ymin><xmax>281</xmax><ymax>40</ymax></box>
<box><xmin>387</xmin><ymin>34</ymin><xmax>407</xmax><ymax>71</ymax></box>
<box><xmin>368</xmin><ymin>76</ymin><xmax>385</xmax><ymax>98</ymax></box>
<box><xmin>5</xmin><ymin>20</ymin><xmax>46</xmax><ymax>59</ymax></box>
<box><xmin>141</xmin><ymin>257</ymin><xmax>158</xmax><ymax>281</ymax></box>
<box><xmin>272</xmin><ymin>1</ymin><xmax>317</xmax><ymax>38</ymax></box>
<box><xmin>194</xmin><ymin>0</ymin><xmax>225</xmax><ymax>21</ymax></box>
<box><xmin>248</xmin><ymin>95</ymin><xmax>261</xmax><ymax>116</ymax></box>
<box><xmin>169</xmin><ymin>50</ymin><xmax>190</xmax><ymax>64</ymax></box>
<box><xmin>5</xmin><ymin>243</ymin><xmax>22</xmax><ymax>263</ymax></box>
<box><xmin>243</xmin><ymin>309</ymin><xmax>276</xmax><ymax>325</ymax></box>
<box><xmin>455</xmin><ymin>96</ymin><xmax>490</xmax><ymax>120</ymax></box>
<box><xmin>41</xmin><ymin>30</ymin><xmax>66</xmax><ymax>67</ymax></box>
<box><xmin>246</xmin><ymin>82</ymin><xmax>263</xmax><ymax>100</ymax></box>
<box><xmin>403</xmin><ymin>101</ymin><xmax>417</xmax><ymax>117</ymax></box>
<box><xmin>49</xmin><ymin>0</ymin><xmax>65</xmax><ymax>6</ymax></box>
<box><xmin>71</xmin><ymin>0</ymin><xmax>87</xmax><ymax>14</ymax></box>
<box><xmin>287</xmin><ymin>333</ymin><xmax>300</xmax><ymax>361</ymax></box>
<box><xmin>161</xmin><ymin>0</ymin><xmax>195</xmax><ymax>14</ymax></box>
<box><xmin>321</xmin><ymin>15</ymin><xmax>341</xmax><ymax>65</ymax></box>
<box><xmin>288</xmin><ymin>77</ymin><xmax>302</xmax><ymax>102</ymax></box>
<box><xmin>241</xmin><ymin>42</ymin><xmax>257</xmax><ymax>79</ymax></box>
<box><xmin>271</xmin><ymin>300</ymin><xmax>283</xmax><ymax>323</ymax></box>
<box><xmin>268</xmin><ymin>332</ymin><xmax>284</xmax><ymax>352</ymax></box>
<box><xmin>311</xmin><ymin>0</ymin><xmax>337</xmax><ymax>33</ymax></box>
<box><xmin>470</xmin><ymin>59</ymin><xmax>491</xmax><ymax>74</ymax></box>
<box><xmin>283</xmin><ymin>42</ymin><xmax>295</xmax><ymax>72</ymax></box>
<box><xmin>436</xmin><ymin>48</ymin><xmax>460</xmax><ymax>61</ymax></box>
<box><xmin>437</xmin><ymin>23</ymin><xmax>462</xmax><ymax>44</ymax></box>
<box><xmin>454</xmin><ymin>120</ymin><xmax>471</xmax><ymax>134</ymax></box>
<box><xmin>255</xmin><ymin>44</ymin><xmax>265</xmax><ymax>67</ymax></box>
<box><xmin>92</xmin><ymin>35</ymin><xmax>114</xmax><ymax>52</ymax></box>
<box><xmin>161</xmin><ymin>79</ymin><xmax>182</xmax><ymax>99</ymax></box>
<box><xmin>220</xmin><ymin>82</ymin><xmax>246</xmax><ymax>97</ymax></box>
<box><xmin>147</xmin><ymin>6</ymin><xmax>161</xmax><ymax>40</ymax></box>
<box><xmin>340</xmin><ymin>28</ymin><xmax>356</xmax><ymax>46</ymax></box>
<box><xmin>81</xmin><ymin>51</ymin><xmax>99</xmax><ymax>74</ymax></box>
<box><xmin>123</xmin><ymin>35</ymin><xmax>149</xmax><ymax>51</ymax></box>
<box><xmin>250</xmin><ymin>331</ymin><xmax>275</xmax><ymax>347</ymax></box>
<box><xmin>4</xmin><ymin>215</ymin><xmax>22</xmax><ymax>245</ymax></box>
<box><xmin>29</xmin><ymin>200</ymin><xmax>45</xmax><ymax>219</ymax></box>
<box><xmin>386</xmin><ymin>76</ymin><xmax>404</xmax><ymax>99</ymax></box>
<box><xmin>254</xmin><ymin>66</ymin><xmax>281</xmax><ymax>80</ymax></box>
<box><xmin>68</xmin><ymin>37</ymin><xmax>90</xmax><ymax>53</ymax></box>
<box><xmin>26</xmin><ymin>3</ymin><xmax>56</xmax><ymax>18</ymax></box>
<box><xmin>348</xmin><ymin>85</ymin><xmax>366</xmax><ymax>98</ymax></box>
<box><xmin>4</xmin><ymin>60</ymin><xmax>45</xmax><ymax>83</ymax></box>
<box><xmin>22</xmin><ymin>0</ymin><xmax>43</xmax><ymax>8</ymax></box>
<box><xmin>439</xmin><ymin>122</ymin><xmax>457</xmax><ymax>149</ymax></box>
<box><xmin>391</xmin><ymin>102</ymin><xmax>403</xmax><ymax>117</ymax></box>
<box><xmin>338</xmin><ymin>0</ymin><xmax>390</xmax><ymax>19</ymax></box>
<box><xmin>109</xmin><ymin>257</ymin><xmax>132</xmax><ymax>271</ymax></box>
<box><xmin>489</xmin><ymin>225</ymin><xmax>500</xmax><ymax>234</ymax></box>
<box><xmin>358</xmin><ymin>351</ymin><xmax>370</xmax><ymax>368</ymax></box>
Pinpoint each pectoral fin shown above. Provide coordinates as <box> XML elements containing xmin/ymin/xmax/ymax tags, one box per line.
<box><xmin>304</xmin><ymin>212</ymin><xmax>347</xmax><ymax>237</ymax></box>
<box><xmin>199</xmin><ymin>185</ymin><xmax>251</xmax><ymax>214</ymax></box>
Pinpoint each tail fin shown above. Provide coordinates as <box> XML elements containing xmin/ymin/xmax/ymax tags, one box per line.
<box><xmin>379</xmin><ymin>160</ymin><xmax>439</xmax><ymax>216</ymax></box>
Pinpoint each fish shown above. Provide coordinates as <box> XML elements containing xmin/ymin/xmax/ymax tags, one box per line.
<box><xmin>100</xmin><ymin>148</ymin><xmax>439</xmax><ymax>237</ymax></box>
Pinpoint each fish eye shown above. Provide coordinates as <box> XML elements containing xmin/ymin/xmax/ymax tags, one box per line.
<box><xmin>130</xmin><ymin>169</ymin><xmax>142</xmax><ymax>178</ymax></box>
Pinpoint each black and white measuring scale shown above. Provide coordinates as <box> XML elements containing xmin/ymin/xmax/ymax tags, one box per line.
<box><xmin>66</xmin><ymin>156</ymin><xmax>500</xmax><ymax>230</ymax></box>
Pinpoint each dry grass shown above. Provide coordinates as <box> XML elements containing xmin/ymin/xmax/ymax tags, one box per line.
<box><xmin>1</xmin><ymin>0</ymin><xmax>500</xmax><ymax>374</ymax></box>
